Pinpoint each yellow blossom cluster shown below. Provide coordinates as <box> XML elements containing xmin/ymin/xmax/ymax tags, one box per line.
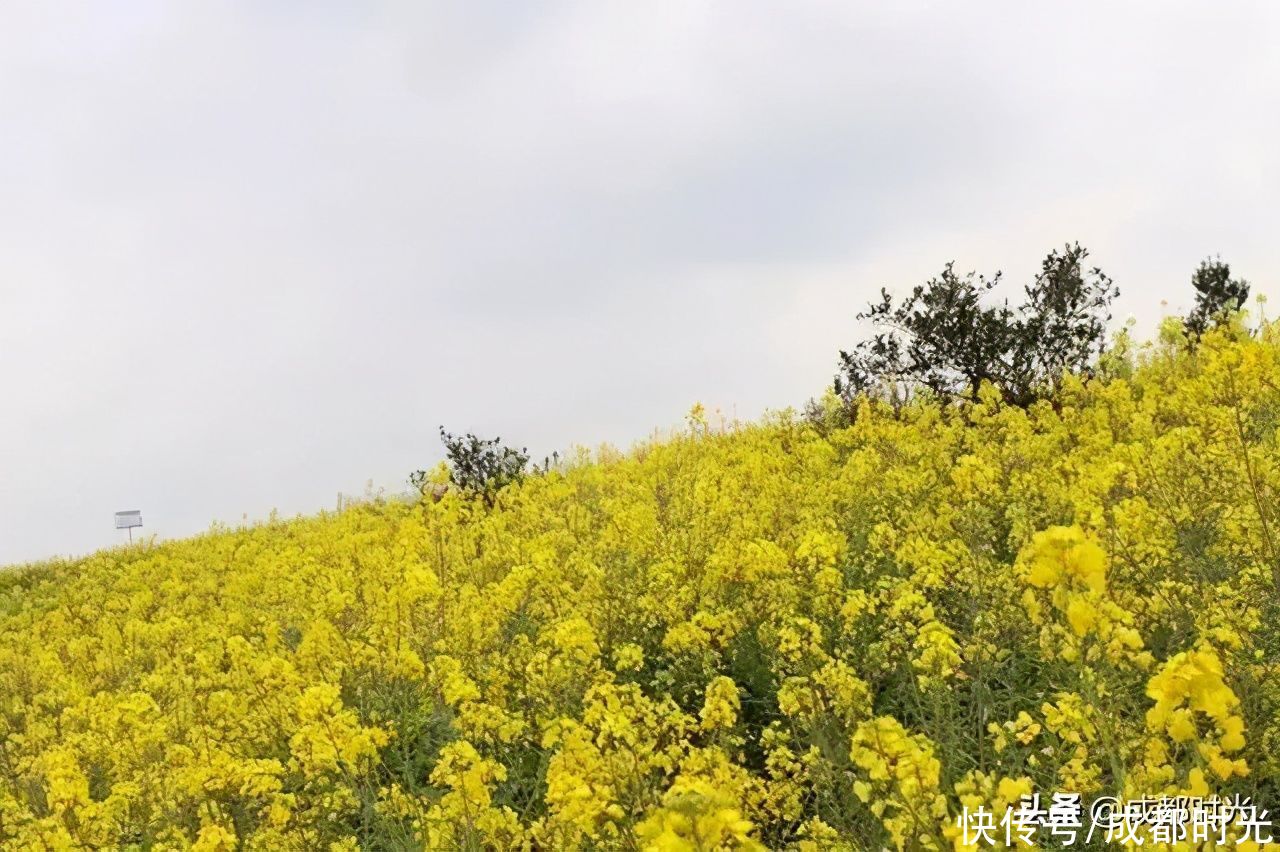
<box><xmin>1</xmin><ymin>319</ymin><xmax>1279</xmax><ymax>848</ymax></box>
<box><xmin>850</xmin><ymin>717</ymin><xmax>949</xmax><ymax>849</ymax></box>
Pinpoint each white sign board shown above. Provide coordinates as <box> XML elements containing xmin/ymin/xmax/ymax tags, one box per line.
<box><xmin>115</xmin><ymin>510</ymin><xmax>143</xmax><ymax>529</ymax></box>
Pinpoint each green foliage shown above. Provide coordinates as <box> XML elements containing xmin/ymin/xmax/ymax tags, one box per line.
<box><xmin>1185</xmin><ymin>255</ymin><xmax>1250</xmax><ymax>340</ymax></box>
<box><xmin>411</xmin><ymin>427</ymin><xmax>530</xmax><ymax>505</ymax></box>
<box><xmin>835</xmin><ymin>242</ymin><xmax>1118</xmax><ymax>407</ymax></box>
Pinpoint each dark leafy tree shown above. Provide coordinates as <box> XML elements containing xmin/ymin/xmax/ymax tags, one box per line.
<box><xmin>836</xmin><ymin>263</ymin><xmax>1013</xmax><ymax>403</ymax></box>
<box><xmin>835</xmin><ymin>243</ymin><xmax>1118</xmax><ymax>408</ymax></box>
<box><xmin>1185</xmin><ymin>256</ymin><xmax>1249</xmax><ymax>340</ymax></box>
<box><xmin>411</xmin><ymin>428</ymin><xmax>529</xmax><ymax>505</ymax></box>
<box><xmin>1007</xmin><ymin>244</ymin><xmax>1118</xmax><ymax>405</ymax></box>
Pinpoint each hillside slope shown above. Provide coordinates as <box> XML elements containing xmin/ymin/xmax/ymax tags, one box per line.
<box><xmin>2</xmin><ymin>324</ymin><xmax>1279</xmax><ymax>850</ymax></box>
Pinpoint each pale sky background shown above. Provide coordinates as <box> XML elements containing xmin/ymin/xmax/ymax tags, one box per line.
<box><xmin>2</xmin><ymin>2</ymin><xmax>1278</xmax><ymax>565</ymax></box>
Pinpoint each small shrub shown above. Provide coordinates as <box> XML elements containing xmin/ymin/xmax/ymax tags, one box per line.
<box><xmin>412</xmin><ymin>427</ymin><xmax>529</xmax><ymax>505</ymax></box>
<box><xmin>1185</xmin><ymin>255</ymin><xmax>1250</xmax><ymax>340</ymax></box>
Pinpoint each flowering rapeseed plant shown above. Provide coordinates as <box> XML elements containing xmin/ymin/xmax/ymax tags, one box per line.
<box><xmin>1</xmin><ymin>318</ymin><xmax>1279</xmax><ymax>848</ymax></box>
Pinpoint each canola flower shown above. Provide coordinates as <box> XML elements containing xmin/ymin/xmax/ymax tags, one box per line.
<box><xmin>1</xmin><ymin>320</ymin><xmax>1279</xmax><ymax>849</ymax></box>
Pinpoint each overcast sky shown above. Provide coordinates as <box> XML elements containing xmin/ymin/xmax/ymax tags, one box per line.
<box><xmin>2</xmin><ymin>2</ymin><xmax>1278</xmax><ymax>565</ymax></box>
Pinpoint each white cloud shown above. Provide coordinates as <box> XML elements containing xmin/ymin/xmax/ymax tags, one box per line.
<box><xmin>2</xmin><ymin>1</ymin><xmax>1277</xmax><ymax>563</ymax></box>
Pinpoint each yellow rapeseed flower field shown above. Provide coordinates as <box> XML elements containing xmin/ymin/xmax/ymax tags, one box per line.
<box><xmin>2</xmin><ymin>320</ymin><xmax>1278</xmax><ymax>850</ymax></box>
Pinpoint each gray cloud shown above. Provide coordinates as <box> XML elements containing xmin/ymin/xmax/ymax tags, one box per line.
<box><xmin>2</xmin><ymin>1</ymin><xmax>1278</xmax><ymax>563</ymax></box>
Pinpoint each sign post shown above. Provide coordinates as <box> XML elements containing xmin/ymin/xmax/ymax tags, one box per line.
<box><xmin>115</xmin><ymin>510</ymin><xmax>143</xmax><ymax>543</ymax></box>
